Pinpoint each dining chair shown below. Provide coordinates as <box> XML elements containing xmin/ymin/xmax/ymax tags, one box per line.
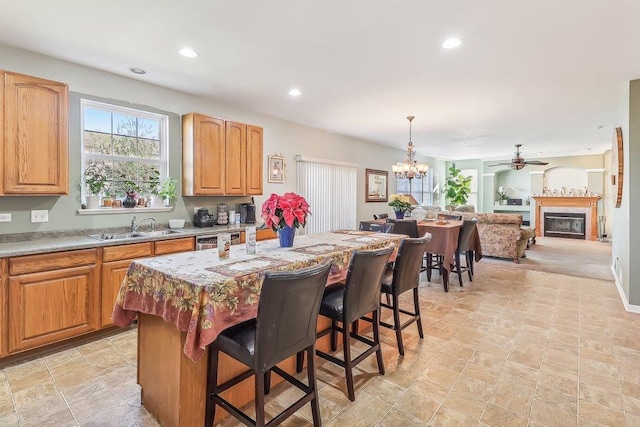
<box><xmin>451</xmin><ymin>219</ymin><xmax>478</xmax><ymax>286</ymax></box>
<box><xmin>379</xmin><ymin>233</ymin><xmax>431</xmax><ymax>355</ymax></box>
<box><xmin>438</xmin><ymin>213</ymin><xmax>462</xmax><ymax>221</ymax></box>
<box><xmin>385</xmin><ymin>219</ymin><xmax>419</xmax><ymax>238</ymax></box>
<box><xmin>373</xmin><ymin>213</ymin><xmax>389</xmax><ymax>220</ymax></box>
<box><xmin>205</xmin><ymin>259</ymin><xmax>333</xmax><ymax>427</ymax></box>
<box><xmin>369</xmin><ymin>223</ymin><xmax>395</xmax><ymax>233</ymax></box>
<box><xmin>359</xmin><ymin>221</ymin><xmax>372</xmax><ymax>231</ymax></box>
<box><xmin>314</xmin><ymin>245</ymin><xmax>394</xmax><ymax>401</ymax></box>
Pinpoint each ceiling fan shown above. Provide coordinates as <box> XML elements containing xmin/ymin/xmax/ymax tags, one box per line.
<box><xmin>489</xmin><ymin>144</ymin><xmax>549</xmax><ymax>170</ymax></box>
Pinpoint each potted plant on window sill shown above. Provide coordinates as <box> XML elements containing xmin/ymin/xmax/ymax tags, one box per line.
<box><xmin>83</xmin><ymin>165</ymin><xmax>108</xmax><ymax>210</ymax></box>
<box><xmin>158</xmin><ymin>177</ymin><xmax>178</xmax><ymax>207</ymax></box>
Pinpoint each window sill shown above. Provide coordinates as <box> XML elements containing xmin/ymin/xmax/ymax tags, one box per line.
<box><xmin>77</xmin><ymin>207</ymin><xmax>174</xmax><ymax>216</ymax></box>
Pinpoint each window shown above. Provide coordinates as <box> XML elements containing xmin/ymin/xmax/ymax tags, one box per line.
<box><xmin>396</xmin><ymin>169</ymin><xmax>434</xmax><ymax>205</ymax></box>
<box><xmin>460</xmin><ymin>169</ymin><xmax>478</xmax><ymax>208</ymax></box>
<box><xmin>81</xmin><ymin>100</ymin><xmax>169</xmax><ymax>201</ymax></box>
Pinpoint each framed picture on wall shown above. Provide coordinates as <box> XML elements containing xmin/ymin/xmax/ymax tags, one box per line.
<box><xmin>366</xmin><ymin>169</ymin><xmax>388</xmax><ymax>202</ymax></box>
<box><xmin>268</xmin><ymin>154</ymin><xmax>285</xmax><ymax>183</ymax></box>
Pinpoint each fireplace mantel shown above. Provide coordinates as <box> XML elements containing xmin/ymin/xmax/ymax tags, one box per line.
<box><xmin>532</xmin><ymin>196</ymin><xmax>601</xmax><ymax>240</ymax></box>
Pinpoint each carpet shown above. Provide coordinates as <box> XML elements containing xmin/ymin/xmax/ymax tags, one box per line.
<box><xmin>477</xmin><ymin>236</ymin><xmax>613</xmax><ymax>281</ymax></box>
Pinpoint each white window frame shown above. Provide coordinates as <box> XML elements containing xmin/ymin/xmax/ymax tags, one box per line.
<box><xmin>396</xmin><ymin>169</ymin><xmax>434</xmax><ymax>205</ymax></box>
<box><xmin>79</xmin><ymin>99</ymin><xmax>170</xmax><ymax>213</ymax></box>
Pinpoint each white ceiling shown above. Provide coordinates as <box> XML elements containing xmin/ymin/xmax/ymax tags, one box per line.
<box><xmin>1</xmin><ymin>0</ymin><xmax>639</xmax><ymax>161</ymax></box>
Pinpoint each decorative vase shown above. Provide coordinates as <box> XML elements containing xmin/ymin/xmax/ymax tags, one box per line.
<box><xmin>123</xmin><ymin>193</ymin><xmax>137</xmax><ymax>208</ymax></box>
<box><xmin>394</xmin><ymin>210</ymin><xmax>405</xmax><ymax>219</ymax></box>
<box><xmin>278</xmin><ymin>225</ymin><xmax>296</xmax><ymax>247</ymax></box>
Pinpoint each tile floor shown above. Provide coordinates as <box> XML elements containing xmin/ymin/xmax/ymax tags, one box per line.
<box><xmin>2</xmin><ymin>262</ymin><xmax>640</xmax><ymax>426</ymax></box>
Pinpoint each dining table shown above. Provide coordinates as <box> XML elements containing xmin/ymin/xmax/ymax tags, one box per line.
<box><xmin>112</xmin><ymin>230</ymin><xmax>404</xmax><ymax>427</ymax></box>
<box><xmin>366</xmin><ymin>219</ymin><xmax>483</xmax><ymax>291</ymax></box>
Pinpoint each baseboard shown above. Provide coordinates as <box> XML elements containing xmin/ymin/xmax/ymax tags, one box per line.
<box><xmin>611</xmin><ymin>264</ymin><xmax>640</xmax><ymax>314</ymax></box>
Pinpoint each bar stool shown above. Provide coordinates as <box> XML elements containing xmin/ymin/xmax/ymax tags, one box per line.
<box><xmin>314</xmin><ymin>245</ymin><xmax>394</xmax><ymax>401</ymax></box>
<box><xmin>451</xmin><ymin>219</ymin><xmax>478</xmax><ymax>286</ymax></box>
<box><xmin>205</xmin><ymin>259</ymin><xmax>333</xmax><ymax>427</ymax></box>
<box><xmin>385</xmin><ymin>219</ymin><xmax>419</xmax><ymax>237</ymax></box>
<box><xmin>380</xmin><ymin>234</ymin><xmax>431</xmax><ymax>355</ymax></box>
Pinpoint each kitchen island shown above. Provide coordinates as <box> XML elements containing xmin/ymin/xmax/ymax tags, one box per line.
<box><xmin>114</xmin><ymin>230</ymin><xmax>404</xmax><ymax>426</ymax></box>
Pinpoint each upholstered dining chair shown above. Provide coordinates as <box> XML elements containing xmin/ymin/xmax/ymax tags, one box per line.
<box><xmin>385</xmin><ymin>219</ymin><xmax>419</xmax><ymax>238</ymax></box>
<box><xmin>314</xmin><ymin>245</ymin><xmax>394</xmax><ymax>401</ymax></box>
<box><xmin>359</xmin><ymin>221</ymin><xmax>372</xmax><ymax>231</ymax></box>
<box><xmin>451</xmin><ymin>219</ymin><xmax>478</xmax><ymax>286</ymax></box>
<box><xmin>205</xmin><ymin>259</ymin><xmax>333</xmax><ymax>427</ymax></box>
<box><xmin>379</xmin><ymin>234</ymin><xmax>431</xmax><ymax>355</ymax></box>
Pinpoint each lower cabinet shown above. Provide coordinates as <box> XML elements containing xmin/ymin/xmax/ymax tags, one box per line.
<box><xmin>1</xmin><ymin>236</ymin><xmax>196</xmax><ymax>357</ymax></box>
<box><xmin>8</xmin><ymin>265</ymin><xmax>99</xmax><ymax>353</ymax></box>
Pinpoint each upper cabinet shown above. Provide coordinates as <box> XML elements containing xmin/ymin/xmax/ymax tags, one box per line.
<box><xmin>182</xmin><ymin>113</ymin><xmax>263</xmax><ymax>196</ymax></box>
<box><xmin>1</xmin><ymin>71</ymin><xmax>69</xmax><ymax>195</ymax></box>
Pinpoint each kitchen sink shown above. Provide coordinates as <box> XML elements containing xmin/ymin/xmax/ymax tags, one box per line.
<box><xmin>88</xmin><ymin>229</ymin><xmax>183</xmax><ymax>241</ymax></box>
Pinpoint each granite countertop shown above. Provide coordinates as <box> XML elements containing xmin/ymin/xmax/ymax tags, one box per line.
<box><xmin>0</xmin><ymin>224</ymin><xmax>259</xmax><ymax>258</ymax></box>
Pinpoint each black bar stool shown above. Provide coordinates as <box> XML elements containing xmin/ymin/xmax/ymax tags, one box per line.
<box><xmin>314</xmin><ymin>245</ymin><xmax>394</xmax><ymax>401</ymax></box>
<box><xmin>380</xmin><ymin>234</ymin><xmax>431</xmax><ymax>355</ymax></box>
<box><xmin>452</xmin><ymin>219</ymin><xmax>478</xmax><ymax>286</ymax></box>
<box><xmin>385</xmin><ymin>219</ymin><xmax>419</xmax><ymax>237</ymax></box>
<box><xmin>205</xmin><ymin>259</ymin><xmax>333</xmax><ymax>427</ymax></box>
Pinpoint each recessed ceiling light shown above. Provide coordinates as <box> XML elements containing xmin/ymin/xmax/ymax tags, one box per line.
<box><xmin>442</xmin><ymin>38</ymin><xmax>462</xmax><ymax>49</ymax></box>
<box><xmin>129</xmin><ymin>68</ymin><xmax>146</xmax><ymax>75</ymax></box>
<box><xmin>179</xmin><ymin>47</ymin><xmax>198</xmax><ymax>58</ymax></box>
<box><xmin>288</xmin><ymin>88</ymin><xmax>301</xmax><ymax>97</ymax></box>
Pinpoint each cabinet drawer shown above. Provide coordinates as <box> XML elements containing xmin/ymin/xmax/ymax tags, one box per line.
<box><xmin>103</xmin><ymin>242</ymin><xmax>153</xmax><ymax>262</ymax></box>
<box><xmin>9</xmin><ymin>249</ymin><xmax>98</xmax><ymax>276</ymax></box>
<box><xmin>154</xmin><ymin>237</ymin><xmax>194</xmax><ymax>255</ymax></box>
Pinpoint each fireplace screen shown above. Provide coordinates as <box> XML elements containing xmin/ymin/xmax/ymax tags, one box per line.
<box><xmin>544</xmin><ymin>213</ymin><xmax>586</xmax><ymax>239</ymax></box>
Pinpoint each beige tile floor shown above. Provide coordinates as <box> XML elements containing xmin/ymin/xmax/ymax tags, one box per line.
<box><xmin>2</xmin><ymin>262</ymin><xmax>640</xmax><ymax>426</ymax></box>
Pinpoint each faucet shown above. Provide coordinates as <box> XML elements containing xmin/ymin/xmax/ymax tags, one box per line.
<box><xmin>131</xmin><ymin>216</ymin><xmax>156</xmax><ymax>233</ymax></box>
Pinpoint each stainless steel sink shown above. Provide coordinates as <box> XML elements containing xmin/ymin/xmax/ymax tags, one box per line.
<box><xmin>89</xmin><ymin>232</ymin><xmax>146</xmax><ymax>241</ymax></box>
<box><xmin>88</xmin><ymin>229</ymin><xmax>183</xmax><ymax>241</ymax></box>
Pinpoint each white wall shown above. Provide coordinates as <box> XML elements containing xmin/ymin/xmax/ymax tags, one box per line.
<box><xmin>0</xmin><ymin>44</ymin><xmax>440</xmax><ymax>234</ymax></box>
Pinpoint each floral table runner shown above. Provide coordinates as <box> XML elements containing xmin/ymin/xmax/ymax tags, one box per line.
<box><xmin>113</xmin><ymin>231</ymin><xmax>403</xmax><ymax>361</ymax></box>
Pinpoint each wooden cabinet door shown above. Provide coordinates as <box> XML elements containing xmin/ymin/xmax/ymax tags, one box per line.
<box><xmin>154</xmin><ymin>237</ymin><xmax>194</xmax><ymax>255</ymax></box>
<box><xmin>8</xmin><ymin>265</ymin><xmax>98</xmax><ymax>353</ymax></box>
<box><xmin>101</xmin><ymin>259</ymin><xmax>133</xmax><ymax>328</ymax></box>
<box><xmin>183</xmin><ymin>113</ymin><xmax>225</xmax><ymax>196</ymax></box>
<box><xmin>246</xmin><ymin>125</ymin><xmax>263</xmax><ymax>195</ymax></box>
<box><xmin>3</xmin><ymin>71</ymin><xmax>69</xmax><ymax>195</ymax></box>
<box><xmin>225</xmin><ymin>121</ymin><xmax>246</xmax><ymax>195</ymax></box>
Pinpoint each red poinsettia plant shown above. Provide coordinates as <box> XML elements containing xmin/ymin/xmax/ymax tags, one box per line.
<box><xmin>261</xmin><ymin>192</ymin><xmax>311</xmax><ymax>231</ymax></box>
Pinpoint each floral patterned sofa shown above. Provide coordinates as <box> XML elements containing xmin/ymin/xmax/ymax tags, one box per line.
<box><xmin>453</xmin><ymin>212</ymin><xmax>528</xmax><ymax>262</ymax></box>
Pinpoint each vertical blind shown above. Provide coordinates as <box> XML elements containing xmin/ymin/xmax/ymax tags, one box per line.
<box><xmin>296</xmin><ymin>156</ymin><xmax>358</xmax><ymax>234</ymax></box>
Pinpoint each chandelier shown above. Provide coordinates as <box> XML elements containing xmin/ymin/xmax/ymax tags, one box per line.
<box><xmin>392</xmin><ymin>116</ymin><xmax>429</xmax><ymax>180</ymax></box>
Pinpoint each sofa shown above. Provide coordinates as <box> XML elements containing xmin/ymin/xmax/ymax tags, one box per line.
<box><xmin>453</xmin><ymin>212</ymin><xmax>529</xmax><ymax>262</ymax></box>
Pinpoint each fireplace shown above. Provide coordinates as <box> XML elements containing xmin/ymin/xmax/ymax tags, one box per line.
<box><xmin>544</xmin><ymin>213</ymin><xmax>586</xmax><ymax>239</ymax></box>
<box><xmin>532</xmin><ymin>196</ymin><xmax>601</xmax><ymax>241</ymax></box>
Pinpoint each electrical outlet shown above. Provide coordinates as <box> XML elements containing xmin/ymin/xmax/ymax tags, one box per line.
<box><xmin>0</xmin><ymin>213</ymin><xmax>11</xmax><ymax>222</ymax></box>
<box><xmin>31</xmin><ymin>210</ymin><xmax>49</xmax><ymax>223</ymax></box>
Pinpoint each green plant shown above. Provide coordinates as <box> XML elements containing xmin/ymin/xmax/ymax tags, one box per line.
<box><xmin>83</xmin><ymin>165</ymin><xmax>108</xmax><ymax>196</ymax></box>
<box><xmin>388</xmin><ymin>194</ymin><xmax>412</xmax><ymax>212</ymax></box>
<box><xmin>158</xmin><ymin>176</ymin><xmax>178</xmax><ymax>200</ymax></box>
<box><xmin>496</xmin><ymin>186</ymin><xmax>511</xmax><ymax>201</ymax></box>
<box><xmin>445</xmin><ymin>164</ymin><xmax>472</xmax><ymax>206</ymax></box>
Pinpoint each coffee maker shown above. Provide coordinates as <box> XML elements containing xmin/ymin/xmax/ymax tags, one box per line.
<box><xmin>240</xmin><ymin>201</ymin><xmax>256</xmax><ymax>224</ymax></box>
<box><xmin>193</xmin><ymin>208</ymin><xmax>216</xmax><ymax>227</ymax></box>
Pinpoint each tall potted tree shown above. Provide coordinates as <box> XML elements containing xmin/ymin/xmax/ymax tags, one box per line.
<box><xmin>445</xmin><ymin>164</ymin><xmax>472</xmax><ymax>210</ymax></box>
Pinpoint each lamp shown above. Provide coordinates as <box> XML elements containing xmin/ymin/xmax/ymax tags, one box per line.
<box><xmin>392</xmin><ymin>116</ymin><xmax>430</xmax><ymax>191</ymax></box>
